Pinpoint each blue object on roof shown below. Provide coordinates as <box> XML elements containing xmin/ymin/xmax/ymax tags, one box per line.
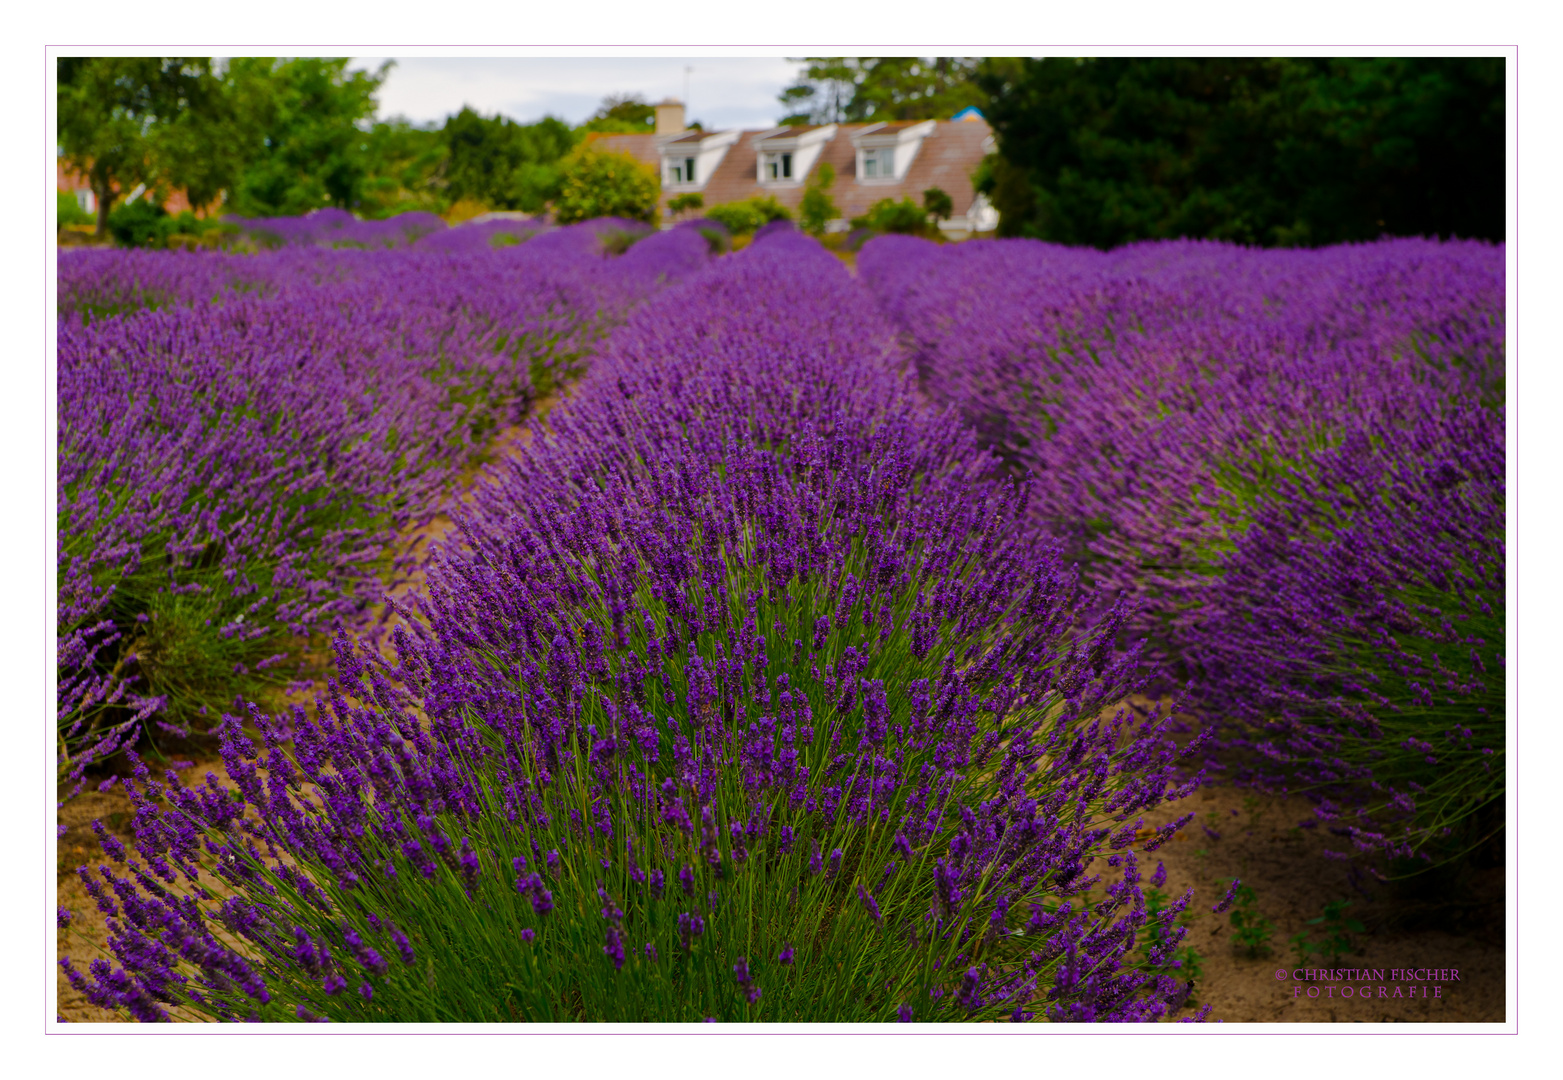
<box><xmin>951</xmin><ymin>106</ymin><xmax>986</xmax><ymax>121</ymax></box>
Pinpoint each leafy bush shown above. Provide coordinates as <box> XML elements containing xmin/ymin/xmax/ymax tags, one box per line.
<box><xmin>851</xmin><ymin>197</ymin><xmax>932</xmax><ymax>237</ymax></box>
<box><xmin>667</xmin><ymin>192</ymin><xmax>704</xmax><ymax>217</ymax></box>
<box><xmin>58</xmin><ymin>191</ymin><xmax>95</xmax><ymax>229</ymax></box>
<box><xmin>106</xmin><ymin>200</ymin><xmax>172</xmax><ymax>248</ymax></box>
<box><xmin>553</xmin><ymin>147</ymin><xmax>659</xmax><ymax>225</ymax></box>
<box><xmin>705</xmin><ymin>195</ymin><xmax>792</xmax><ymax>236</ymax></box>
<box><xmin>799</xmin><ymin>162</ymin><xmax>838</xmax><ymax>236</ymax></box>
<box><xmin>923</xmin><ymin>187</ymin><xmax>954</xmax><ymax>222</ymax></box>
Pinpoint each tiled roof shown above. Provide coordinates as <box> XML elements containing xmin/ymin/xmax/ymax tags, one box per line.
<box><xmin>594</xmin><ymin>119</ymin><xmax>994</xmax><ymax>223</ymax></box>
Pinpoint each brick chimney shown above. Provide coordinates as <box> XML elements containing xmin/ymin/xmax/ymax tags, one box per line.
<box><xmin>654</xmin><ymin>99</ymin><xmax>686</xmax><ymax>135</ymax></box>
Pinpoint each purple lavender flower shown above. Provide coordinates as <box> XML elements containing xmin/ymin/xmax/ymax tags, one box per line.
<box><xmin>604</xmin><ymin>926</ymin><xmax>626</xmax><ymax>971</ymax></box>
<box><xmin>1212</xmin><ymin>879</ymin><xmax>1242</xmax><ymax>914</ymax></box>
<box><xmin>733</xmin><ymin>955</ymin><xmax>761</xmax><ymax>1004</ymax></box>
<box><xmin>677</xmin><ymin>912</ymin><xmax>705</xmax><ymax>952</ymax></box>
<box><xmin>390</xmin><ymin>924</ymin><xmax>416</xmax><ymax>966</ymax></box>
<box><xmin>458</xmin><ymin>837</ymin><xmax>481</xmax><ymax>890</ymax></box>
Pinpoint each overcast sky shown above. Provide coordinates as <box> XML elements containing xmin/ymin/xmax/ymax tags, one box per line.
<box><xmin>346</xmin><ymin>57</ymin><xmax>802</xmax><ymax>131</ymax></box>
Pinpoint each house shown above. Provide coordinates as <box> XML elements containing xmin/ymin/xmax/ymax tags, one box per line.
<box><xmin>590</xmin><ymin>100</ymin><xmax>999</xmax><ymax>235</ymax></box>
<box><xmin>57</xmin><ymin>159</ymin><xmax>210</xmax><ymax>218</ymax></box>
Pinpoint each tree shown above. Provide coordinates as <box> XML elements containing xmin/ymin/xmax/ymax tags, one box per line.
<box><xmin>581</xmin><ymin>93</ymin><xmax>657</xmax><ymax>134</ymax></box>
<box><xmin>359</xmin><ymin>117</ymin><xmax>450</xmax><ymax>218</ymax></box>
<box><xmin>922</xmin><ymin>186</ymin><xmax>953</xmax><ymax>222</ymax></box>
<box><xmin>779</xmin><ymin>58</ymin><xmax>986</xmax><ymax>124</ymax></box>
<box><xmin>57</xmin><ymin>57</ymin><xmax>225</xmax><ymax>236</ymax></box>
<box><xmin>552</xmin><ymin>147</ymin><xmax>659</xmax><ymax>224</ymax></box>
<box><xmin>223</xmin><ymin>58</ymin><xmax>388</xmax><ymax>218</ymax></box>
<box><xmin>975</xmin><ymin>57</ymin><xmax>1504</xmax><ymax>248</ymax></box>
<box><xmin>799</xmin><ymin>162</ymin><xmax>839</xmax><ymax>236</ymax></box>
<box><xmin>442</xmin><ymin>107</ymin><xmax>577</xmax><ymax>213</ymax></box>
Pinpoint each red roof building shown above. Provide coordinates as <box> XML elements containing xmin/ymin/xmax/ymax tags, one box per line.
<box><xmin>592</xmin><ymin>101</ymin><xmax>998</xmax><ymax>234</ymax></box>
<box><xmin>57</xmin><ymin>159</ymin><xmax>213</xmax><ymax>218</ymax></box>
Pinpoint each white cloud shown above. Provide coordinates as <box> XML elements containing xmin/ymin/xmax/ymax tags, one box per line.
<box><xmin>347</xmin><ymin>56</ymin><xmax>801</xmax><ymax>131</ymax></box>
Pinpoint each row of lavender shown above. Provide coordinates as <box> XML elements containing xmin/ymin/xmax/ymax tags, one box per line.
<box><xmin>858</xmin><ymin>235</ymin><xmax>1506</xmax><ymax>872</ymax></box>
<box><xmin>58</xmin><ymin>222</ymin><xmax>714</xmax><ymax>797</ymax></box>
<box><xmin>63</xmin><ymin>227</ymin><xmax>1215</xmax><ymax>1022</ymax></box>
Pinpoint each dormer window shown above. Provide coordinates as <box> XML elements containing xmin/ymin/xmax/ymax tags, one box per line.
<box><xmin>668</xmin><ymin>156</ymin><xmax>697</xmax><ymax>185</ymax></box>
<box><xmin>754</xmin><ymin>125</ymin><xmax>837</xmax><ymax>186</ymax></box>
<box><xmin>852</xmin><ymin>120</ymin><xmax>936</xmax><ymax>184</ymax></box>
<box><xmin>658</xmin><ymin>130</ymin><xmax>738</xmax><ymax>192</ymax></box>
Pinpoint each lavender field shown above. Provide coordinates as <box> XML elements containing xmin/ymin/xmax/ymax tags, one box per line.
<box><xmin>56</xmin><ymin>219</ymin><xmax>1506</xmax><ymax>1023</ymax></box>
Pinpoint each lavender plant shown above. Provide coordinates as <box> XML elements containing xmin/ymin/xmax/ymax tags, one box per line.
<box><xmin>58</xmin><ymin>224</ymin><xmax>715</xmax><ymax>793</ymax></box>
<box><xmin>858</xmin><ymin>235</ymin><xmax>1506</xmax><ymax>874</ymax></box>
<box><xmin>63</xmin><ymin>233</ymin><xmax>1209</xmax><ymax>1023</ymax></box>
<box><xmin>64</xmin><ymin>427</ymin><xmax>1207</xmax><ymax>1023</ymax></box>
<box><xmin>1183</xmin><ymin>403</ymin><xmax>1504</xmax><ymax>871</ymax></box>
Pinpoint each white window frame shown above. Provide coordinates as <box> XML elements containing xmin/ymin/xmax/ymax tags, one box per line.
<box><xmin>667</xmin><ymin>156</ymin><xmax>698</xmax><ymax>185</ymax></box>
<box><xmin>761</xmin><ymin>151</ymin><xmax>794</xmax><ymax>182</ymax></box>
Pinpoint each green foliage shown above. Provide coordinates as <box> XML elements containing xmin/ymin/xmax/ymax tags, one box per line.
<box><xmin>443</xmin><ymin>107</ymin><xmax>577</xmax><ymax>214</ymax></box>
<box><xmin>598</xmin><ymin>229</ymin><xmax>645</xmax><ymax>256</ymax></box>
<box><xmin>974</xmin><ymin>57</ymin><xmax>1505</xmax><ymax>247</ymax></box>
<box><xmin>104</xmin><ymin>200</ymin><xmax>235</xmax><ymax>249</ymax></box>
<box><xmin>1227</xmin><ymin>884</ymin><xmax>1275</xmax><ymax>958</ymax></box>
<box><xmin>56</xmin><ymin>57</ymin><xmax>228</xmax><ymax>235</ymax></box>
<box><xmin>358</xmin><ymin>118</ymin><xmax>450</xmax><ymax>218</ymax></box>
<box><xmin>798</xmin><ymin>162</ymin><xmax>838</xmax><ymax>236</ymax></box>
<box><xmin>105</xmin><ymin>199</ymin><xmax>170</xmax><ymax>248</ymax></box>
<box><xmin>850</xmin><ymin>197</ymin><xmax>931</xmax><ymax>236</ymax></box>
<box><xmin>779</xmin><ymin>57</ymin><xmax>986</xmax><ymax>123</ymax></box>
<box><xmin>552</xmin><ymin>147</ymin><xmax>659</xmax><ymax>225</ymax></box>
<box><xmin>580</xmin><ymin>93</ymin><xmax>656</xmax><ymax>134</ymax></box>
<box><xmin>667</xmin><ymin>192</ymin><xmax>705</xmax><ymax>217</ymax></box>
<box><xmin>1290</xmin><ymin>900</ymin><xmax>1366</xmax><ymax>968</ymax></box>
<box><xmin>223</xmin><ymin>58</ymin><xmax>388</xmax><ymax>218</ymax></box>
<box><xmin>705</xmin><ymin>196</ymin><xmax>793</xmax><ymax>236</ymax></box>
<box><xmin>697</xmin><ymin>227</ymin><xmax>731</xmax><ymax>255</ymax></box>
<box><xmin>58</xmin><ymin>190</ymin><xmax>94</xmax><ymax>229</ymax></box>
<box><xmin>922</xmin><ymin>186</ymin><xmax>954</xmax><ymax>221</ymax></box>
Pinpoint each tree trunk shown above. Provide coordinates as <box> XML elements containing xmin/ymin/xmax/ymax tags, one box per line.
<box><xmin>94</xmin><ymin>181</ymin><xmax>112</xmax><ymax>239</ymax></box>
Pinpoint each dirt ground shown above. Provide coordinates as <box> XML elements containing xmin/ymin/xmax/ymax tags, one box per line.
<box><xmin>1137</xmin><ymin>772</ymin><xmax>1506</xmax><ymax>1023</ymax></box>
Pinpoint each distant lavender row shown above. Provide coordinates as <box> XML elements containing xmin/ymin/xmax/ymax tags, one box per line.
<box><xmin>57</xmin><ymin>223</ymin><xmax>715</xmax><ymax>792</ymax></box>
<box><xmin>224</xmin><ymin>208</ymin><xmax>447</xmax><ymax>249</ymax></box>
<box><xmin>65</xmin><ymin>229</ymin><xmax>1209</xmax><ymax>1023</ymax></box>
<box><xmin>859</xmin><ymin>235</ymin><xmax>1501</xmax><ymax>626</ymax></box>
<box><xmin>57</xmin><ymin>216</ymin><xmax>669</xmax><ymax>321</ymax></box>
<box><xmin>859</xmin><ymin>235</ymin><xmax>1505</xmax><ymax>869</ymax></box>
